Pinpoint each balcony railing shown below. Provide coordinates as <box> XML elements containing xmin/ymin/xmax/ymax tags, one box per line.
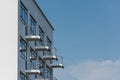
<box><xmin>25</xmin><ymin>26</ymin><xmax>36</xmax><ymax>35</ymax></box>
<box><xmin>25</xmin><ymin>62</ymin><xmax>41</xmax><ymax>74</ymax></box>
<box><xmin>34</xmin><ymin>46</ymin><xmax>50</xmax><ymax>51</ymax></box>
<box><xmin>42</xmin><ymin>47</ymin><xmax>58</xmax><ymax>60</ymax></box>
<box><xmin>25</xmin><ymin>26</ymin><xmax>40</xmax><ymax>41</ymax></box>
<box><xmin>42</xmin><ymin>55</ymin><xmax>58</xmax><ymax>61</ymax></box>
<box><xmin>50</xmin><ymin>56</ymin><xmax>64</xmax><ymax>69</ymax></box>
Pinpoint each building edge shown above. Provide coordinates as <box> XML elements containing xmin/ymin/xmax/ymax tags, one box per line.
<box><xmin>33</xmin><ymin>0</ymin><xmax>55</xmax><ymax>31</ymax></box>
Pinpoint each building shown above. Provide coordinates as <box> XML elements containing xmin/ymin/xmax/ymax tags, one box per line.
<box><xmin>0</xmin><ymin>0</ymin><xmax>64</xmax><ymax>80</ymax></box>
<box><xmin>18</xmin><ymin>0</ymin><xmax>64</xmax><ymax>80</ymax></box>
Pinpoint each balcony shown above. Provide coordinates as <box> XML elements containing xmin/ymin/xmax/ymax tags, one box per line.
<box><xmin>43</xmin><ymin>55</ymin><xmax>58</xmax><ymax>60</ymax></box>
<box><xmin>34</xmin><ymin>46</ymin><xmax>50</xmax><ymax>51</ymax></box>
<box><xmin>25</xmin><ymin>62</ymin><xmax>41</xmax><ymax>74</ymax></box>
<box><xmin>25</xmin><ymin>70</ymin><xmax>41</xmax><ymax>74</ymax></box>
<box><xmin>25</xmin><ymin>36</ymin><xmax>40</xmax><ymax>41</ymax></box>
<box><xmin>50</xmin><ymin>63</ymin><xmax>64</xmax><ymax>69</ymax></box>
<box><xmin>25</xmin><ymin>27</ymin><xmax>40</xmax><ymax>41</ymax></box>
<box><xmin>49</xmin><ymin>56</ymin><xmax>64</xmax><ymax>69</ymax></box>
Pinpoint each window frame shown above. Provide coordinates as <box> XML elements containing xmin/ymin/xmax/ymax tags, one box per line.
<box><xmin>29</xmin><ymin>15</ymin><xmax>37</xmax><ymax>35</ymax></box>
<box><xmin>38</xmin><ymin>26</ymin><xmax>45</xmax><ymax>46</ymax></box>
<box><xmin>45</xmin><ymin>66</ymin><xmax>52</xmax><ymax>78</ymax></box>
<box><xmin>30</xmin><ymin>48</ymin><xmax>37</xmax><ymax>60</ymax></box>
<box><xmin>20</xmin><ymin>71</ymin><xmax>26</xmax><ymax>80</ymax></box>
<box><xmin>38</xmin><ymin>57</ymin><xmax>45</xmax><ymax>76</ymax></box>
<box><xmin>39</xmin><ymin>26</ymin><xmax>44</xmax><ymax>39</ymax></box>
<box><xmin>46</xmin><ymin>37</ymin><xmax>52</xmax><ymax>48</ymax></box>
<box><xmin>19</xmin><ymin>36</ymin><xmax>27</xmax><ymax>61</ymax></box>
<box><xmin>20</xmin><ymin>2</ymin><xmax>28</xmax><ymax>25</ymax></box>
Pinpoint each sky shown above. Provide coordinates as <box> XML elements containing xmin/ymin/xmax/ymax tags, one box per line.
<box><xmin>36</xmin><ymin>0</ymin><xmax>120</xmax><ymax>80</ymax></box>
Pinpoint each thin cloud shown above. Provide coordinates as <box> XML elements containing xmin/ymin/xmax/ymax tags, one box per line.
<box><xmin>55</xmin><ymin>59</ymin><xmax>120</xmax><ymax>80</ymax></box>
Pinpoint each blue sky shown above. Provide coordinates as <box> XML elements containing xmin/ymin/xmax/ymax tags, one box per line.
<box><xmin>36</xmin><ymin>0</ymin><xmax>120</xmax><ymax>80</ymax></box>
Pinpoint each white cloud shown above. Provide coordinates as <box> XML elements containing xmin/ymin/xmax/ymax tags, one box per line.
<box><xmin>54</xmin><ymin>59</ymin><xmax>120</xmax><ymax>80</ymax></box>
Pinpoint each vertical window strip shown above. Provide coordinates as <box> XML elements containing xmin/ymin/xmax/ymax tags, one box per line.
<box><xmin>20</xmin><ymin>72</ymin><xmax>26</xmax><ymax>80</ymax></box>
<box><xmin>45</xmin><ymin>66</ymin><xmax>51</xmax><ymax>78</ymax></box>
<box><xmin>46</xmin><ymin>37</ymin><xmax>52</xmax><ymax>48</ymax></box>
<box><xmin>20</xmin><ymin>2</ymin><xmax>27</xmax><ymax>25</ymax></box>
<box><xmin>39</xmin><ymin>27</ymin><xmax>45</xmax><ymax>46</ymax></box>
<box><xmin>29</xmin><ymin>16</ymin><xmax>36</xmax><ymax>35</ymax></box>
<box><xmin>20</xmin><ymin>37</ymin><xmax>27</xmax><ymax>61</ymax></box>
<box><xmin>30</xmin><ymin>48</ymin><xmax>37</xmax><ymax>60</ymax></box>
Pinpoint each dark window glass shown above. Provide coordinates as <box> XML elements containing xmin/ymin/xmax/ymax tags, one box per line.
<box><xmin>20</xmin><ymin>72</ymin><xmax>26</xmax><ymax>80</ymax></box>
<box><xmin>20</xmin><ymin>37</ymin><xmax>27</xmax><ymax>60</ymax></box>
<box><xmin>28</xmin><ymin>61</ymin><xmax>37</xmax><ymax>70</ymax></box>
<box><xmin>46</xmin><ymin>37</ymin><xmax>52</xmax><ymax>48</ymax></box>
<box><xmin>39</xmin><ymin>27</ymin><xmax>44</xmax><ymax>39</ymax></box>
<box><xmin>30</xmin><ymin>48</ymin><xmax>37</xmax><ymax>60</ymax></box>
<box><xmin>29</xmin><ymin>16</ymin><xmax>36</xmax><ymax>35</ymax></box>
<box><xmin>38</xmin><ymin>57</ymin><xmax>44</xmax><ymax>76</ymax></box>
<box><xmin>20</xmin><ymin>2</ymin><xmax>27</xmax><ymax>25</ymax></box>
<box><xmin>45</xmin><ymin>66</ymin><xmax>51</xmax><ymax>78</ymax></box>
<box><xmin>39</xmin><ymin>27</ymin><xmax>44</xmax><ymax>46</ymax></box>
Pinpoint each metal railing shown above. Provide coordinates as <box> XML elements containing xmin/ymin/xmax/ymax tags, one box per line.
<box><xmin>25</xmin><ymin>26</ymin><xmax>36</xmax><ymax>35</ymax></box>
<box><xmin>52</xmin><ymin>56</ymin><xmax>63</xmax><ymax>64</ymax></box>
<box><xmin>42</xmin><ymin>47</ymin><xmax>56</xmax><ymax>55</ymax></box>
<box><xmin>27</xmin><ymin>62</ymin><xmax>39</xmax><ymax>70</ymax></box>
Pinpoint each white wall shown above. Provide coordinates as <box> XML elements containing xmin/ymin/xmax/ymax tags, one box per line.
<box><xmin>0</xmin><ymin>0</ymin><xmax>18</xmax><ymax>80</ymax></box>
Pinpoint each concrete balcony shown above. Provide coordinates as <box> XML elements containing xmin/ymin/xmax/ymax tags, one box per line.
<box><xmin>43</xmin><ymin>55</ymin><xmax>58</xmax><ymax>60</ymax></box>
<box><xmin>34</xmin><ymin>46</ymin><xmax>50</xmax><ymax>51</ymax></box>
<box><xmin>50</xmin><ymin>63</ymin><xmax>64</xmax><ymax>69</ymax></box>
<box><xmin>25</xmin><ymin>35</ymin><xmax>40</xmax><ymax>41</ymax></box>
<box><xmin>25</xmin><ymin>26</ymin><xmax>40</xmax><ymax>41</ymax></box>
<box><xmin>25</xmin><ymin>70</ymin><xmax>41</xmax><ymax>74</ymax></box>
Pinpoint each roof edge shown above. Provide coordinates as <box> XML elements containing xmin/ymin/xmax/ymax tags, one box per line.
<box><xmin>33</xmin><ymin>0</ymin><xmax>54</xmax><ymax>31</ymax></box>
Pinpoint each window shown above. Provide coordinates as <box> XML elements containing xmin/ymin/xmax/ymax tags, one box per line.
<box><xmin>19</xmin><ymin>37</ymin><xmax>27</xmax><ymax>60</ymax></box>
<box><xmin>29</xmin><ymin>61</ymin><xmax>35</xmax><ymax>69</ymax></box>
<box><xmin>29</xmin><ymin>16</ymin><xmax>36</xmax><ymax>35</ymax></box>
<box><xmin>30</xmin><ymin>48</ymin><xmax>37</xmax><ymax>60</ymax></box>
<box><xmin>20</xmin><ymin>2</ymin><xmax>27</xmax><ymax>25</ymax></box>
<box><xmin>39</xmin><ymin>27</ymin><xmax>44</xmax><ymax>39</ymax></box>
<box><xmin>20</xmin><ymin>72</ymin><xmax>26</xmax><ymax>80</ymax></box>
<box><xmin>45</xmin><ymin>66</ymin><xmax>51</xmax><ymax>78</ymax></box>
<box><xmin>39</xmin><ymin>57</ymin><xmax>44</xmax><ymax>75</ymax></box>
<box><xmin>39</xmin><ymin>27</ymin><xmax>44</xmax><ymax>46</ymax></box>
<box><xmin>38</xmin><ymin>57</ymin><xmax>44</xmax><ymax>69</ymax></box>
<box><xmin>46</xmin><ymin>37</ymin><xmax>52</xmax><ymax>48</ymax></box>
<box><xmin>28</xmin><ymin>60</ymin><xmax>39</xmax><ymax>70</ymax></box>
